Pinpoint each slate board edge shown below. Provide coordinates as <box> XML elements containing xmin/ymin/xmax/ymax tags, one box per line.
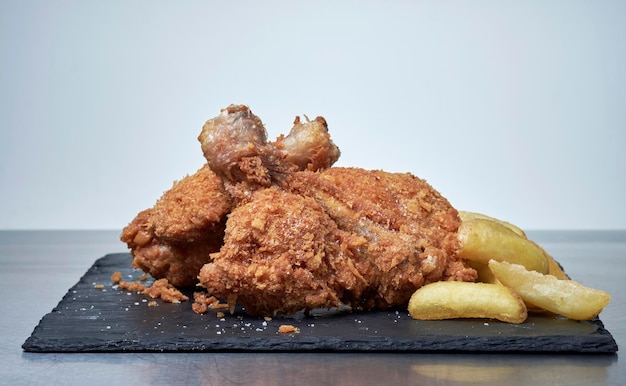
<box><xmin>23</xmin><ymin>334</ymin><xmax>619</xmax><ymax>353</ymax></box>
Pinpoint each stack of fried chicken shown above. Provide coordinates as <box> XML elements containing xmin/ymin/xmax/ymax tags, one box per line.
<box><xmin>121</xmin><ymin>105</ymin><xmax>477</xmax><ymax>316</ymax></box>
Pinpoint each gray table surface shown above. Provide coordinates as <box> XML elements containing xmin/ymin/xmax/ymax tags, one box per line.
<box><xmin>1</xmin><ymin>230</ymin><xmax>624</xmax><ymax>385</ymax></box>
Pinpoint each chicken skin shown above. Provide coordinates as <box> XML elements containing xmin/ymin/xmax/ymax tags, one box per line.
<box><xmin>199</xmin><ymin>167</ymin><xmax>475</xmax><ymax>316</ymax></box>
<box><xmin>122</xmin><ymin>104</ymin><xmax>476</xmax><ymax>315</ymax></box>
<box><xmin>120</xmin><ymin>165</ymin><xmax>230</xmax><ymax>287</ymax></box>
<box><xmin>199</xmin><ymin>188</ymin><xmax>348</xmax><ymax>316</ymax></box>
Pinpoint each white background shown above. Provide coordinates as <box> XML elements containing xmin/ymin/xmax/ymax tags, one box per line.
<box><xmin>1</xmin><ymin>0</ymin><xmax>625</xmax><ymax>230</ymax></box>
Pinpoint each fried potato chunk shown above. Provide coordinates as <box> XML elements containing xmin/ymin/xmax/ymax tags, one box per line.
<box><xmin>408</xmin><ymin>281</ymin><xmax>527</xmax><ymax>324</ymax></box>
<box><xmin>488</xmin><ymin>260</ymin><xmax>610</xmax><ymax>320</ymax></box>
<box><xmin>458</xmin><ymin>211</ymin><xmax>526</xmax><ymax>238</ymax></box>
<box><xmin>457</xmin><ymin>218</ymin><xmax>548</xmax><ymax>274</ymax></box>
<box><xmin>538</xmin><ymin>243</ymin><xmax>570</xmax><ymax>280</ymax></box>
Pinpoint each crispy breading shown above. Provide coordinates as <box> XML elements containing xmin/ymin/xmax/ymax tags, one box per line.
<box><xmin>120</xmin><ymin>165</ymin><xmax>229</xmax><ymax>287</ymax></box>
<box><xmin>199</xmin><ymin>188</ymin><xmax>345</xmax><ymax>316</ymax></box>
<box><xmin>143</xmin><ymin>278</ymin><xmax>189</xmax><ymax>303</ymax></box>
<box><xmin>120</xmin><ymin>206</ymin><xmax>224</xmax><ymax>287</ymax></box>
<box><xmin>149</xmin><ymin>164</ymin><xmax>231</xmax><ymax>242</ymax></box>
<box><xmin>198</xmin><ymin>168</ymin><xmax>475</xmax><ymax>316</ymax></box>
<box><xmin>122</xmin><ymin>104</ymin><xmax>477</xmax><ymax>315</ymax></box>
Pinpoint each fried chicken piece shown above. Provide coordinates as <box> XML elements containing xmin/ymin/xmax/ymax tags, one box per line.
<box><xmin>123</xmin><ymin>104</ymin><xmax>476</xmax><ymax>315</ymax></box>
<box><xmin>289</xmin><ymin>168</ymin><xmax>475</xmax><ymax>308</ymax></box>
<box><xmin>120</xmin><ymin>208</ymin><xmax>224</xmax><ymax>287</ymax></box>
<box><xmin>198</xmin><ymin>168</ymin><xmax>476</xmax><ymax>316</ymax></box>
<box><xmin>199</xmin><ymin>188</ymin><xmax>348</xmax><ymax>316</ymax></box>
<box><xmin>192</xmin><ymin>105</ymin><xmax>475</xmax><ymax>315</ymax></box>
<box><xmin>120</xmin><ymin>165</ymin><xmax>230</xmax><ymax>287</ymax></box>
<box><xmin>121</xmin><ymin>105</ymin><xmax>340</xmax><ymax>288</ymax></box>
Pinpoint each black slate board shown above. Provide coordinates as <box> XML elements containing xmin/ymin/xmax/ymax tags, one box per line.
<box><xmin>23</xmin><ymin>253</ymin><xmax>618</xmax><ymax>353</ymax></box>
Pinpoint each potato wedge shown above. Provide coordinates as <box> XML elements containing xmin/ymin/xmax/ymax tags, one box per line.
<box><xmin>457</xmin><ymin>218</ymin><xmax>549</xmax><ymax>274</ymax></box>
<box><xmin>488</xmin><ymin>260</ymin><xmax>610</xmax><ymax>320</ymax></box>
<box><xmin>467</xmin><ymin>260</ymin><xmax>500</xmax><ymax>284</ymax></box>
<box><xmin>458</xmin><ymin>211</ymin><xmax>526</xmax><ymax>238</ymax></box>
<box><xmin>408</xmin><ymin>281</ymin><xmax>527</xmax><ymax>324</ymax></box>
<box><xmin>534</xmin><ymin>242</ymin><xmax>570</xmax><ymax>280</ymax></box>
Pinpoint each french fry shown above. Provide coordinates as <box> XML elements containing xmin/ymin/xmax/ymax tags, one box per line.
<box><xmin>458</xmin><ymin>211</ymin><xmax>526</xmax><ymax>238</ymax></box>
<box><xmin>408</xmin><ymin>281</ymin><xmax>527</xmax><ymax>324</ymax></box>
<box><xmin>457</xmin><ymin>218</ymin><xmax>549</xmax><ymax>274</ymax></box>
<box><xmin>488</xmin><ymin>260</ymin><xmax>611</xmax><ymax>320</ymax></box>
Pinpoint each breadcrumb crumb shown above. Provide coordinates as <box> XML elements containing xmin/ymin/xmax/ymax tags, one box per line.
<box><xmin>112</xmin><ymin>274</ymin><xmax>188</xmax><ymax>303</ymax></box>
<box><xmin>143</xmin><ymin>278</ymin><xmax>189</xmax><ymax>303</ymax></box>
<box><xmin>192</xmin><ymin>292</ymin><xmax>230</xmax><ymax>314</ymax></box>
<box><xmin>278</xmin><ymin>324</ymin><xmax>300</xmax><ymax>334</ymax></box>
<box><xmin>118</xmin><ymin>281</ymin><xmax>147</xmax><ymax>292</ymax></box>
<box><xmin>111</xmin><ymin>271</ymin><xmax>122</xmax><ymax>284</ymax></box>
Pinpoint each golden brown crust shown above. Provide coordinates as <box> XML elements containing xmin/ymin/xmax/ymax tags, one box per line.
<box><xmin>122</xmin><ymin>106</ymin><xmax>476</xmax><ymax>316</ymax></box>
<box><xmin>120</xmin><ymin>165</ymin><xmax>229</xmax><ymax>287</ymax></box>
<box><xmin>143</xmin><ymin>278</ymin><xmax>189</xmax><ymax>303</ymax></box>
<box><xmin>191</xmin><ymin>292</ymin><xmax>229</xmax><ymax>314</ymax></box>
<box><xmin>199</xmin><ymin>188</ymin><xmax>345</xmax><ymax>316</ymax></box>
<box><xmin>278</xmin><ymin>325</ymin><xmax>300</xmax><ymax>334</ymax></box>
<box><xmin>149</xmin><ymin>164</ymin><xmax>231</xmax><ymax>242</ymax></box>
<box><xmin>198</xmin><ymin>168</ymin><xmax>476</xmax><ymax>316</ymax></box>
<box><xmin>289</xmin><ymin>168</ymin><xmax>473</xmax><ymax>309</ymax></box>
<box><xmin>111</xmin><ymin>271</ymin><xmax>122</xmax><ymax>284</ymax></box>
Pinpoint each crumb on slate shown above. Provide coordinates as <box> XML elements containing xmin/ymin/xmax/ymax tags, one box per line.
<box><xmin>111</xmin><ymin>271</ymin><xmax>122</xmax><ymax>284</ymax></box>
<box><xmin>111</xmin><ymin>273</ymin><xmax>188</xmax><ymax>304</ymax></box>
<box><xmin>192</xmin><ymin>292</ymin><xmax>230</xmax><ymax>314</ymax></box>
<box><xmin>278</xmin><ymin>324</ymin><xmax>300</xmax><ymax>334</ymax></box>
<box><xmin>143</xmin><ymin>278</ymin><xmax>189</xmax><ymax>303</ymax></box>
